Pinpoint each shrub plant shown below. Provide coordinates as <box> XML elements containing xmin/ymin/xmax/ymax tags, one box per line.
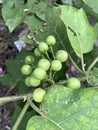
<box><xmin>0</xmin><ymin>0</ymin><xmax>98</xmax><ymax>130</ymax></box>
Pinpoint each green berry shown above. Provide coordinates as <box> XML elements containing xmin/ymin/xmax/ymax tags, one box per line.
<box><xmin>51</xmin><ymin>60</ymin><xmax>62</xmax><ymax>71</ymax></box>
<box><xmin>34</xmin><ymin>48</ymin><xmax>41</xmax><ymax>57</ymax></box>
<box><xmin>38</xmin><ymin>42</ymin><xmax>48</xmax><ymax>53</ymax></box>
<box><xmin>25</xmin><ymin>55</ymin><xmax>34</xmax><ymax>64</ymax></box>
<box><xmin>38</xmin><ymin>58</ymin><xmax>50</xmax><ymax>71</ymax></box>
<box><xmin>56</xmin><ymin>50</ymin><xmax>68</xmax><ymax>62</ymax></box>
<box><xmin>25</xmin><ymin>76</ymin><xmax>31</xmax><ymax>87</ymax></box>
<box><xmin>46</xmin><ymin>35</ymin><xmax>56</xmax><ymax>46</ymax></box>
<box><xmin>66</xmin><ymin>77</ymin><xmax>81</xmax><ymax>89</ymax></box>
<box><xmin>29</xmin><ymin>76</ymin><xmax>41</xmax><ymax>87</ymax></box>
<box><xmin>21</xmin><ymin>65</ymin><xmax>32</xmax><ymax>75</ymax></box>
<box><xmin>32</xmin><ymin>88</ymin><xmax>46</xmax><ymax>103</ymax></box>
<box><xmin>33</xmin><ymin>67</ymin><xmax>46</xmax><ymax>80</ymax></box>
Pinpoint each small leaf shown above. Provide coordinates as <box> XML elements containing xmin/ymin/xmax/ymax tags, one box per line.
<box><xmin>60</xmin><ymin>5</ymin><xmax>97</xmax><ymax>57</ymax></box>
<box><xmin>2</xmin><ymin>0</ymin><xmax>27</xmax><ymax>32</ymax></box>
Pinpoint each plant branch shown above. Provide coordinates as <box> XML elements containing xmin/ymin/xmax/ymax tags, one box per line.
<box><xmin>0</xmin><ymin>93</ymin><xmax>32</xmax><ymax>106</ymax></box>
<box><xmin>45</xmin><ymin>52</ymin><xmax>52</xmax><ymax>61</ymax></box>
<box><xmin>68</xmin><ymin>55</ymin><xmax>85</xmax><ymax>75</ymax></box>
<box><xmin>87</xmin><ymin>57</ymin><xmax>98</xmax><ymax>73</ymax></box>
<box><xmin>12</xmin><ymin>102</ymin><xmax>29</xmax><ymax>130</ymax></box>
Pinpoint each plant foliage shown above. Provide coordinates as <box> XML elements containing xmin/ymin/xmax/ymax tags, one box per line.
<box><xmin>1</xmin><ymin>0</ymin><xmax>98</xmax><ymax>130</ymax></box>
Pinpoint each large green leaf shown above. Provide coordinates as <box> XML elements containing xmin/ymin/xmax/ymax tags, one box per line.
<box><xmin>26</xmin><ymin>86</ymin><xmax>98</xmax><ymax>130</ymax></box>
<box><xmin>82</xmin><ymin>0</ymin><xmax>98</xmax><ymax>14</ymax></box>
<box><xmin>60</xmin><ymin>5</ymin><xmax>97</xmax><ymax>57</ymax></box>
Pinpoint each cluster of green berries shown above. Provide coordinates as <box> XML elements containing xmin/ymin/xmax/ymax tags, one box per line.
<box><xmin>21</xmin><ymin>35</ymin><xmax>80</xmax><ymax>103</ymax></box>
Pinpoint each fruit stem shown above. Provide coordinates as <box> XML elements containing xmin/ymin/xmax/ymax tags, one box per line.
<box><xmin>45</xmin><ymin>76</ymin><xmax>55</xmax><ymax>85</ymax></box>
<box><xmin>50</xmin><ymin>46</ymin><xmax>55</xmax><ymax>59</ymax></box>
<box><xmin>87</xmin><ymin>56</ymin><xmax>98</xmax><ymax>73</ymax></box>
<box><xmin>76</xmin><ymin>33</ymin><xmax>86</xmax><ymax>72</ymax></box>
<box><xmin>45</xmin><ymin>52</ymin><xmax>52</xmax><ymax>61</ymax></box>
<box><xmin>27</xmin><ymin>98</ymin><xmax>64</xmax><ymax>130</ymax></box>
<box><xmin>12</xmin><ymin>102</ymin><xmax>29</xmax><ymax>130</ymax></box>
<box><xmin>68</xmin><ymin>55</ymin><xmax>86</xmax><ymax>75</ymax></box>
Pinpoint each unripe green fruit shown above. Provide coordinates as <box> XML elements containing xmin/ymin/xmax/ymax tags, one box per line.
<box><xmin>25</xmin><ymin>55</ymin><xmax>34</xmax><ymax>64</ymax></box>
<box><xmin>38</xmin><ymin>58</ymin><xmax>50</xmax><ymax>71</ymax></box>
<box><xmin>33</xmin><ymin>67</ymin><xmax>46</xmax><ymax>80</ymax></box>
<box><xmin>21</xmin><ymin>65</ymin><xmax>32</xmax><ymax>75</ymax></box>
<box><xmin>51</xmin><ymin>60</ymin><xmax>62</xmax><ymax>71</ymax></box>
<box><xmin>25</xmin><ymin>76</ymin><xmax>31</xmax><ymax>87</ymax></box>
<box><xmin>46</xmin><ymin>35</ymin><xmax>56</xmax><ymax>46</ymax></box>
<box><xmin>56</xmin><ymin>50</ymin><xmax>68</xmax><ymax>62</ymax></box>
<box><xmin>34</xmin><ymin>48</ymin><xmax>41</xmax><ymax>57</ymax></box>
<box><xmin>38</xmin><ymin>42</ymin><xmax>48</xmax><ymax>53</ymax></box>
<box><xmin>32</xmin><ymin>88</ymin><xmax>46</xmax><ymax>103</ymax></box>
<box><xmin>66</xmin><ymin>77</ymin><xmax>81</xmax><ymax>89</ymax></box>
<box><xmin>29</xmin><ymin>76</ymin><xmax>41</xmax><ymax>87</ymax></box>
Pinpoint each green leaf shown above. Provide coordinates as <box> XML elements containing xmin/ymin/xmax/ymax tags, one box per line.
<box><xmin>0</xmin><ymin>49</ymin><xmax>39</xmax><ymax>93</ymax></box>
<box><xmin>87</xmin><ymin>67</ymin><xmax>98</xmax><ymax>86</ymax></box>
<box><xmin>2</xmin><ymin>0</ymin><xmax>52</xmax><ymax>32</ymax></box>
<box><xmin>60</xmin><ymin>5</ymin><xmax>97</xmax><ymax>57</ymax></box>
<box><xmin>82</xmin><ymin>0</ymin><xmax>98</xmax><ymax>14</ymax></box>
<box><xmin>26</xmin><ymin>116</ymin><xmax>60</xmax><ymax>130</ymax></box>
<box><xmin>2</xmin><ymin>0</ymin><xmax>27</xmax><ymax>32</ymax></box>
<box><xmin>27</xmin><ymin>86</ymin><xmax>98</xmax><ymax>130</ymax></box>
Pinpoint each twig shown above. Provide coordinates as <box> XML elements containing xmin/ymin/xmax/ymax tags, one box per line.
<box><xmin>12</xmin><ymin>102</ymin><xmax>29</xmax><ymax>130</ymax></box>
<box><xmin>0</xmin><ymin>93</ymin><xmax>32</xmax><ymax>106</ymax></box>
<box><xmin>87</xmin><ymin>57</ymin><xmax>98</xmax><ymax>73</ymax></box>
